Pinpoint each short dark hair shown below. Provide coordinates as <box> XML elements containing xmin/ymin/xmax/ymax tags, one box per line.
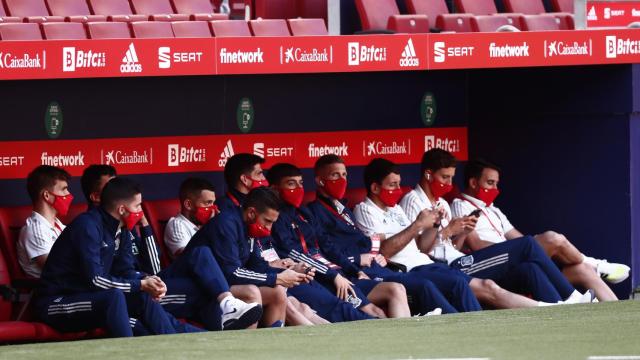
<box><xmin>363</xmin><ymin>158</ymin><xmax>399</xmax><ymax>194</ymax></box>
<box><xmin>421</xmin><ymin>149</ymin><xmax>457</xmax><ymax>173</ymax></box>
<box><xmin>100</xmin><ymin>177</ymin><xmax>142</xmax><ymax>211</ymax></box>
<box><xmin>464</xmin><ymin>158</ymin><xmax>501</xmax><ymax>188</ymax></box>
<box><xmin>266</xmin><ymin>163</ymin><xmax>302</xmax><ymax>186</ymax></box>
<box><xmin>179</xmin><ymin>177</ymin><xmax>215</xmax><ymax>203</ymax></box>
<box><xmin>314</xmin><ymin>155</ymin><xmax>344</xmax><ymax>175</ymax></box>
<box><xmin>244</xmin><ymin>187</ymin><xmax>280</xmax><ymax>213</ymax></box>
<box><xmin>81</xmin><ymin>165</ymin><xmax>117</xmax><ymax>202</ymax></box>
<box><xmin>224</xmin><ymin>153</ymin><xmax>265</xmax><ymax>189</ymax></box>
<box><xmin>26</xmin><ymin>165</ymin><xmax>71</xmax><ymax>203</ymax></box>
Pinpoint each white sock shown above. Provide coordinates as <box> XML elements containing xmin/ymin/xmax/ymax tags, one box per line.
<box><xmin>582</xmin><ymin>255</ymin><xmax>600</xmax><ymax>268</ymax></box>
<box><xmin>220</xmin><ymin>295</ymin><xmax>235</xmax><ymax>312</ymax></box>
<box><xmin>538</xmin><ymin>301</ymin><xmax>557</xmax><ymax>307</ymax></box>
<box><xmin>565</xmin><ymin>290</ymin><xmax>583</xmax><ymax>303</ymax></box>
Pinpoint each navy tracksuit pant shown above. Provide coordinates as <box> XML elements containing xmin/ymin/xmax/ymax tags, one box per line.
<box><xmin>450</xmin><ymin>236</ymin><xmax>575</xmax><ymax>303</ymax></box>
<box><xmin>288</xmin><ymin>280</ymin><xmax>373</xmax><ymax>322</ymax></box>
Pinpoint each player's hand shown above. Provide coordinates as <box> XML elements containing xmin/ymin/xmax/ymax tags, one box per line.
<box><xmin>281</xmin><ymin>258</ymin><xmax>296</xmax><ymax>269</ymax></box>
<box><xmin>334</xmin><ymin>274</ymin><xmax>356</xmax><ymax>301</ymax></box>
<box><xmin>141</xmin><ymin>276</ymin><xmax>166</xmax><ymax>300</ymax></box>
<box><xmin>373</xmin><ymin>254</ymin><xmax>387</xmax><ymax>267</ymax></box>
<box><xmin>292</xmin><ymin>262</ymin><xmax>315</xmax><ymax>282</ymax></box>
<box><xmin>357</xmin><ymin>271</ymin><xmax>369</xmax><ymax>280</ymax></box>
<box><xmin>415</xmin><ymin>209</ymin><xmax>439</xmax><ymax>230</ymax></box>
<box><xmin>276</xmin><ymin>269</ymin><xmax>307</xmax><ymax>288</ymax></box>
<box><xmin>360</xmin><ymin>253</ymin><xmax>376</xmax><ymax>267</ymax></box>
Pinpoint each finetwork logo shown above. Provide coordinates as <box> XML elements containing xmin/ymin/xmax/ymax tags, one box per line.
<box><xmin>489</xmin><ymin>42</ymin><xmax>530</xmax><ymax>58</ymax></box>
<box><xmin>159</xmin><ymin>47</ymin><xmax>203</xmax><ymax>69</ymax></box>
<box><xmin>587</xmin><ymin>6</ymin><xmax>598</xmax><ymax>21</ymax></box>
<box><xmin>606</xmin><ymin>36</ymin><xmax>640</xmax><ymax>58</ymax></box>
<box><xmin>365</xmin><ymin>141</ymin><xmax>410</xmax><ymax>156</ymax></box>
<box><xmin>425</xmin><ymin>136</ymin><xmax>461</xmax><ymax>153</ymax></box>
<box><xmin>0</xmin><ymin>51</ymin><xmax>45</xmax><ymax>70</ymax></box>
<box><xmin>218</xmin><ymin>140</ymin><xmax>234</xmax><ymax>167</ymax></box>
<box><xmin>63</xmin><ymin>47</ymin><xmax>106</xmax><ymax>72</ymax></box>
<box><xmin>348</xmin><ymin>42</ymin><xmax>387</xmax><ymax>66</ymax></box>
<box><xmin>121</xmin><ymin>43</ymin><xmax>142</xmax><ymax>73</ymax></box>
<box><xmin>102</xmin><ymin>149</ymin><xmax>152</xmax><ymax>165</ymax></box>
<box><xmin>399</xmin><ymin>38</ymin><xmax>419</xmax><ymax>67</ymax></box>
<box><xmin>168</xmin><ymin>144</ymin><xmax>206</xmax><ymax>167</ymax></box>
<box><xmin>433</xmin><ymin>42</ymin><xmax>474</xmax><ymax>63</ymax></box>
<box><xmin>220</xmin><ymin>48</ymin><xmax>264</xmax><ymax>64</ymax></box>
<box><xmin>253</xmin><ymin>143</ymin><xmax>293</xmax><ymax>158</ymax></box>
<box><xmin>308</xmin><ymin>143</ymin><xmax>349</xmax><ymax>158</ymax></box>
<box><xmin>545</xmin><ymin>40</ymin><xmax>591</xmax><ymax>57</ymax></box>
<box><xmin>41</xmin><ymin>151</ymin><xmax>85</xmax><ymax>167</ymax></box>
<box><xmin>280</xmin><ymin>46</ymin><xmax>332</xmax><ymax>64</ymax></box>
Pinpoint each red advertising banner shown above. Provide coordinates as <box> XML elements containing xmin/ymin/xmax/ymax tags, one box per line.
<box><xmin>2</xmin><ymin>29</ymin><xmax>640</xmax><ymax>80</ymax></box>
<box><xmin>429</xmin><ymin>28</ymin><xmax>640</xmax><ymax>69</ymax></box>
<box><xmin>587</xmin><ymin>1</ymin><xmax>640</xmax><ymax>28</ymax></box>
<box><xmin>0</xmin><ymin>127</ymin><xmax>467</xmax><ymax>179</ymax></box>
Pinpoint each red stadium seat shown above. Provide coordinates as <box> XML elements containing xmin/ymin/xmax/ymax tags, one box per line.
<box><xmin>171</xmin><ymin>0</ymin><xmax>215</xmax><ymax>16</ymax></box>
<box><xmin>142</xmin><ymin>199</ymin><xmax>180</xmax><ymax>268</ymax></box>
<box><xmin>88</xmin><ymin>0</ymin><xmax>147</xmax><ymax>22</ymax></box>
<box><xmin>249</xmin><ymin>19</ymin><xmax>290</xmax><ymax>36</ymax></box>
<box><xmin>298</xmin><ymin>0</ymin><xmax>327</xmax><ymax>21</ymax></box>
<box><xmin>148</xmin><ymin>14</ymin><xmax>190</xmax><ymax>21</ymax></box>
<box><xmin>521</xmin><ymin>14</ymin><xmax>560</xmax><ymax>31</ymax></box>
<box><xmin>254</xmin><ymin>0</ymin><xmax>297</xmax><ymax>19</ymax></box>
<box><xmin>45</xmin><ymin>0</ymin><xmax>107</xmax><ymax>23</ymax></box>
<box><xmin>130</xmin><ymin>0</ymin><xmax>175</xmax><ymax>15</ymax></box>
<box><xmin>287</xmin><ymin>18</ymin><xmax>328</xmax><ymax>36</ymax></box>
<box><xmin>41</xmin><ymin>22</ymin><xmax>87</xmax><ymax>39</ymax></box>
<box><xmin>387</xmin><ymin>14</ymin><xmax>429</xmax><ymax>33</ymax></box>
<box><xmin>454</xmin><ymin>0</ymin><xmax>498</xmax><ymax>15</ymax></box>
<box><xmin>171</xmin><ymin>20</ymin><xmax>212</xmax><ymax>37</ymax></box>
<box><xmin>130</xmin><ymin>21</ymin><xmax>175</xmax><ymax>38</ymax></box>
<box><xmin>471</xmin><ymin>15</ymin><xmax>520</xmax><ymax>32</ymax></box>
<box><xmin>0</xmin><ymin>23</ymin><xmax>43</xmax><ymax>40</ymax></box>
<box><xmin>436</xmin><ymin>13</ymin><xmax>474</xmax><ymax>32</ymax></box>
<box><xmin>209</xmin><ymin>20</ymin><xmax>252</xmax><ymax>37</ymax></box>
<box><xmin>86</xmin><ymin>21</ymin><xmax>132</xmax><ymax>38</ymax></box>
<box><xmin>355</xmin><ymin>0</ymin><xmax>399</xmax><ymax>31</ymax></box>
<box><xmin>504</xmin><ymin>0</ymin><xmax>573</xmax><ymax>29</ymax></box>
<box><xmin>4</xmin><ymin>0</ymin><xmax>65</xmax><ymax>23</ymax></box>
<box><xmin>406</xmin><ymin>0</ymin><xmax>450</xmax><ymax>21</ymax></box>
<box><xmin>0</xmin><ymin>2</ymin><xmax>21</xmax><ymax>23</ymax></box>
<box><xmin>551</xmin><ymin>0</ymin><xmax>573</xmax><ymax>13</ymax></box>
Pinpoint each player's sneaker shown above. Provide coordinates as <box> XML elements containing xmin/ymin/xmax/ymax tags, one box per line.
<box><xmin>426</xmin><ymin>308</ymin><xmax>442</xmax><ymax>316</ymax></box>
<box><xmin>596</xmin><ymin>260</ymin><xmax>630</xmax><ymax>284</ymax></box>
<box><xmin>563</xmin><ymin>289</ymin><xmax>595</xmax><ymax>304</ymax></box>
<box><xmin>221</xmin><ymin>297</ymin><xmax>263</xmax><ymax>330</ymax></box>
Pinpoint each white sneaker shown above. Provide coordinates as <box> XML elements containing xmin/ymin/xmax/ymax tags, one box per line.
<box><xmin>426</xmin><ymin>308</ymin><xmax>442</xmax><ymax>316</ymax></box>
<box><xmin>596</xmin><ymin>260</ymin><xmax>630</xmax><ymax>284</ymax></box>
<box><xmin>563</xmin><ymin>289</ymin><xmax>595</xmax><ymax>304</ymax></box>
<box><xmin>221</xmin><ymin>297</ymin><xmax>263</xmax><ymax>330</ymax></box>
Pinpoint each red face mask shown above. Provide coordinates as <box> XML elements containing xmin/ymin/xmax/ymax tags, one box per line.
<box><xmin>249</xmin><ymin>177</ymin><xmax>269</xmax><ymax>190</ymax></box>
<box><xmin>49</xmin><ymin>193</ymin><xmax>74</xmax><ymax>217</ymax></box>
<box><xmin>476</xmin><ymin>187</ymin><xmax>500</xmax><ymax>206</ymax></box>
<box><xmin>322</xmin><ymin>177</ymin><xmax>347</xmax><ymax>200</ymax></box>
<box><xmin>279</xmin><ymin>186</ymin><xmax>305</xmax><ymax>208</ymax></box>
<box><xmin>379</xmin><ymin>188</ymin><xmax>404</xmax><ymax>207</ymax></box>
<box><xmin>428</xmin><ymin>178</ymin><xmax>454</xmax><ymax>199</ymax></box>
<box><xmin>123</xmin><ymin>210</ymin><xmax>144</xmax><ymax>231</ymax></box>
<box><xmin>194</xmin><ymin>205</ymin><xmax>217</xmax><ymax>226</ymax></box>
<box><xmin>247</xmin><ymin>221</ymin><xmax>271</xmax><ymax>238</ymax></box>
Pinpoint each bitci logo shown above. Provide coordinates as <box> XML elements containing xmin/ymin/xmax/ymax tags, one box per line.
<box><xmin>168</xmin><ymin>144</ymin><xmax>206</xmax><ymax>167</ymax></box>
<box><xmin>425</xmin><ymin>135</ymin><xmax>460</xmax><ymax>153</ymax></box>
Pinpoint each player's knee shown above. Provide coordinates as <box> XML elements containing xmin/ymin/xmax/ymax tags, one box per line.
<box><xmin>387</xmin><ymin>282</ymin><xmax>407</xmax><ymax>301</ymax></box>
<box><xmin>540</xmin><ymin>231</ymin><xmax>564</xmax><ymax>247</ymax></box>
<box><xmin>275</xmin><ymin>285</ymin><xmax>288</xmax><ymax>304</ymax></box>
<box><xmin>103</xmin><ymin>288</ymin><xmax>126</xmax><ymax>303</ymax></box>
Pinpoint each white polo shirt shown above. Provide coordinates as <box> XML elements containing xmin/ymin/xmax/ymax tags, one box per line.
<box><xmin>450</xmin><ymin>193</ymin><xmax>514</xmax><ymax>244</ymax></box>
<box><xmin>353</xmin><ymin>197</ymin><xmax>433</xmax><ymax>272</ymax></box>
<box><xmin>164</xmin><ymin>214</ymin><xmax>199</xmax><ymax>257</ymax></box>
<box><xmin>17</xmin><ymin>211</ymin><xmax>65</xmax><ymax>278</ymax></box>
<box><xmin>399</xmin><ymin>184</ymin><xmax>466</xmax><ymax>264</ymax></box>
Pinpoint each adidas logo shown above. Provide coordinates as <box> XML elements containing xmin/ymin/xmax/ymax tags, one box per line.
<box><xmin>587</xmin><ymin>6</ymin><xmax>598</xmax><ymax>21</ymax></box>
<box><xmin>400</xmin><ymin>38</ymin><xmax>419</xmax><ymax>67</ymax></box>
<box><xmin>121</xmin><ymin>43</ymin><xmax>142</xmax><ymax>73</ymax></box>
<box><xmin>218</xmin><ymin>139</ymin><xmax>235</xmax><ymax>167</ymax></box>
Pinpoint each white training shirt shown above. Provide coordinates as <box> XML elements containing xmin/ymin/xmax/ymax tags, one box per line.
<box><xmin>450</xmin><ymin>193</ymin><xmax>514</xmax><ymax>244</ymax></box>
<box><xmin>353</xmin><ymin>196</ymin><xmax>433</xmax><ymax>272</ymax></box>
<box><xmin>399</xmin><ymin>184</ymin><xmax>466</xmax><ymax>265</ymax></box>
<box><xmin>17</xmin><ymin>211</ymin><xmax>65</xmax><ymax>278</ymax></box>
<box><xmin>164</xmin><ymin>214</ymin><xmax>199</xmax><ymax>257</ymax></box>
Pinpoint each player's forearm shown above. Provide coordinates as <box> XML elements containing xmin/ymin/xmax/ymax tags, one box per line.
<box><xmin>380</xmin><ymin>222</ymin><xmax>422</xmax><ymax>258</ymax></box>
<box><xmin>417</xmin><ymin>228</ymin><xmax>439</xmax><ymax>254</ymax></box>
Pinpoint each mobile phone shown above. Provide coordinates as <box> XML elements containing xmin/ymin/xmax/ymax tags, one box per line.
<box><xmin>304</xmin><ymin>266</ymin><xmax>313</xmax><ymax>274</ymax></box>
<box><xmin>468</xmin><ymin>209</ymin><xmax>482</xmax><ymax>218</ymax></box>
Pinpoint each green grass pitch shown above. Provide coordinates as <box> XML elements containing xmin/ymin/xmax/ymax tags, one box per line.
<box><xmin>2</xmin><ymin>300</ymin><xmax>639</xmax><ymax>360</ymax></box>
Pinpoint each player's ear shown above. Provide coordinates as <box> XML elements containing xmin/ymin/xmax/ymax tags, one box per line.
<box><xmin>183</xmin><ymin>198</ymin><xmax>193</xmax><ymax>211</ymax></box>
